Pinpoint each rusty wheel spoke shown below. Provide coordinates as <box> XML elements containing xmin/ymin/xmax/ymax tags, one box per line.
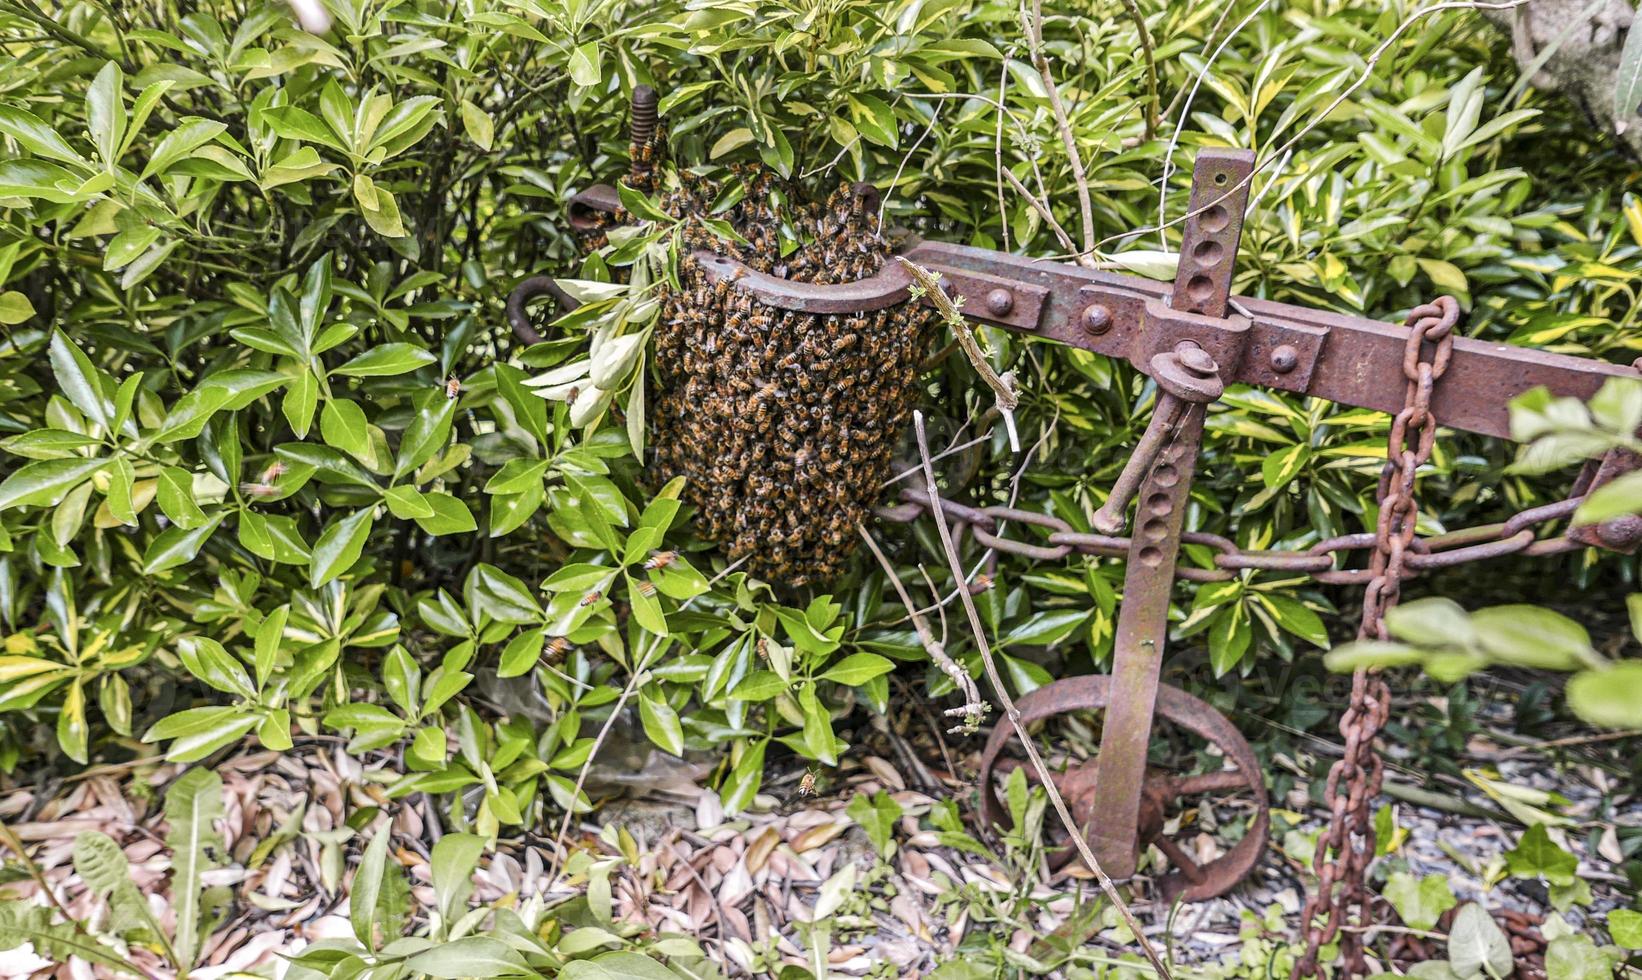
<box><xmin>1150</xmin><ymin>833</ymin><xmax>1206</xmax><ymax>886</ymax></box>
<box><xmin>1166</xmin><ymin>770</ymin><xmax>1251</xmax><ymax>796</ymax></box>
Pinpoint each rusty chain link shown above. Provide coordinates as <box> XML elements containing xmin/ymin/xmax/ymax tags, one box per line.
<box><xmin>1292</xmin><ymin>295</ymin><xmax>1454</xmax><ymax>978</ymax></box>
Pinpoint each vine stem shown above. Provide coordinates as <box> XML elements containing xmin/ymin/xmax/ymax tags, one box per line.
<box><xmin>911</xmin><ymin>411</ymin><xmax>1173</xmax><ymax>980</ymax></box>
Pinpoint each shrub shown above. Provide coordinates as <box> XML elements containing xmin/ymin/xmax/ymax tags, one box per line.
<box><xmin>0</xmin><ymin>0</ymin><xmax>1630</xmax><ymax>827</ymax></box>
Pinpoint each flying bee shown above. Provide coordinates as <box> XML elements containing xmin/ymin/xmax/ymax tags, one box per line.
<box><xmin>444</xmin><ymin>374</ymin><xmax>462</xmax><ymax>400</ymax></box>
<box><xmin>643</xmin><ymin>550</ymin><xmax>678</xmax><ymax>571</ymax></box>
<box><xmin>633</xmin><ymin>579</ymin><xmax>657</xmax><ymax>599</ymax></box>
<box><xmin>544</xmin><ymin>636</ymin><xmax>572</xmax><ymax>664</ymax></box>
<box><xmin>239</xmin><ymin>460</ymin><xmax>285</xmax><ymax>498</ymax></box>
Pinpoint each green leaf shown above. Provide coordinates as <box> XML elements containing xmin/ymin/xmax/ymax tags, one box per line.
<box><xmin>395</xmin><ymin>393</ymin><xmax>455</xmax><ymax>479</ymax></box>
<box><xmin>1617</xmin><ymin>9</ymin><xmax>1642</xmax><ymax>128</ymax></box>
<box><xmin>1544</xmin><ymin>934</ymin><xmax>1619</xmax><ymax>980</ymax></box>
<box><xmin>72</xmin><ymin>831</ymin><xmax>168</xmax><ymax>947</ymax></box>
<box><xmin>139</xmin><ymin>119</ymin><xmax>225</xmax><ymax>181</ymax></box>
<box><xmin>153</xmin><ymin>387</ymin><xmax>233</xmax><ymax>443</ymax></box>
<box><xmin>430</xmin><ymin>833</ymin><xmax>486</xmax><ymax>924</ymax></box>
<box><xmin>405</xmin><ymin>936</ymin><xmax>531</xmax><ymax>978</ymax></box>
<box><xmin>415</xmin><ymin>493</ymin><xmax>476</xmax><ymax>535</ymax></box>
<box><xmin>625</xmin><ymin>572</ymin><xmax>667</xmax><ymax>635</ymax></box>
<box><xmin>1448</xmin><ymin>903</ymin><xmax>1513</xmax><ymax>980</ymax></box>
<box><xmin>177</xmin><ymin>636</ymin><xmax>254</xmax><ymax>699</ymax></box>
<box><xmin>498</xmin><ymin>627</ymin><xmax>546</xmax><ymax>678</ymax></box>
<box><xmin>0</xmin><ymin>105</ymin><xmax>83</xmax><ymax>163</ymax></box>
<box><xmin>308</xmin><ymin>507</ymin><xmax>375</xmax><ymax>587</ymax></box>
<box><xmin>1385</xmin><ymin>597</ymin><xmax>1476</xmax><ymax>648</ymax></box>
<box><xmin>143</xmin><ymin>706</ymin><xmax>259</xmax><ymax>763</ymax></box>
<box><xmin>459</xmin><ymin>99</ymin><xmax>494</xmax><ymax>151</ymax></box>
<box><xmin>1565</xmin><ymin>661</ymin><xmax>1642</xmax><ymax>729</ymax></box>
<box><xmin>1471</xmin><ymin>605</ymin><xmax>1594</xmax><ymax>671</ymax></box>
<box><xmin>321</xmin><ymin>397</ymin><xmax>370</xmax><ymax>458</ymax></box>
<box><xmin>845</xmin><ymin>790</ymin><xmax>902</xmax><ymax>857</ymax></box>
<box><xmin>50</xmin><ymin>331</ymin><xmax>112</xmax><ymax>430</ymax></box>
<box><xmin>0</xmin><ymin>291</ymin><xmax>35</xmax><ymax>324</ymax></box>
<box><xmin>87</xmin><ymin>62</ymin><xmax>126</xmax><ymax>168</ymax></box>
<box><xmin>638</xmin><ymin>692</ymin><xmax>684</xmax><ymax>756</ymax></box>
<box><xmin>1573</xmin><ymin>469</ymin><xmax>1642</xmax><ymax>525</ymax></box>
<box><xmin>164</xmin><ymin>767</ymin><xmax>225</xmax><ymax>970</ymax></box>
<box><xmin>142</xmin><ymin>513</ymin><xmax>225</xmax><ymax>573</ymax></box>
<box><xmin>383</xmin><ymin>484</ymin><xmax>435</xmax><ymax>519</ymax></box>
<box><xmin>282</xmin><ymin>368</ymin><xmax>318</xmax><ymax>438</ymax></box>
<box><xmin>1384</xmin><ymin>872</ymin><xmax>1458</xmax><ymax>931</ymax></box>
<box><xmin>819</xmin><ymin>652</ymin><xmax>894</xmax><ymax>686</ymax></box>
<box><xmin>730</xmin><ymin>670</ymin><xmax>786</xmax><ymax>701</ymax></box>
<box><xmin>0</xmin><ymin>458</ymin><xmax>107</xmax><ymax>510</ymax></box>
<box><xmin>350</xmin><ymin>826</ymin><xmax>396</xmax><ymax>950</ymax></box>
<box><xmin>568</xmin><ymin>41</ymin><xmax>602</xmax><ymax>88</ymax></box>
<box><xmin>333</xmin><ymin>343</ymin><xmax>435</xmax><ymax>377</ymax></box>
<box><xmin>1609</xmin><ymin>908</ymin><xmax>1642</xmax><ymax>949</ymax></box>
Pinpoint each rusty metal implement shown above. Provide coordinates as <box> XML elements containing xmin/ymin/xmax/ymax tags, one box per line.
<box><xmin>521</xmin><ymin>94</ymin><xmax>1642</xmax><ymax>976</ymax></box>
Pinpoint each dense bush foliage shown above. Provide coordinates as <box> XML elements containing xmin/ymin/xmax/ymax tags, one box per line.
<box><xmin>0</xmin><ymin>0</ymin><xmax>1637</xmax><ymax>858</ymax></box>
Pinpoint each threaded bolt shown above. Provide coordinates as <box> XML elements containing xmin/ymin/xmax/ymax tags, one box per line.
<box><xmin>630</xmin><ymin>85</ymin><xmax>658</xmax><ymax>148</ymax></box>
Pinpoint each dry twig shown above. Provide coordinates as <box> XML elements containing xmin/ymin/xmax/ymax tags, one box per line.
<box><xmin>857</xmin><ymin>524</ymin><xmax>986</xmax><ymax>732</ymax></box>
<box><xmin>1024</xmin><ymin>0</ymin><xmax>1096</xmax><ymax>257</ymax></box>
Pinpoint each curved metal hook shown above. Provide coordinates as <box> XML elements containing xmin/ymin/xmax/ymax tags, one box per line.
<box><xmin>506</xmin><ymin>276</ymin><xmax>579</xmax><ymax>345</ymax></box>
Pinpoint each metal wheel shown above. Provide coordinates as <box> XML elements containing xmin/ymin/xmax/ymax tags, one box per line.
<box><xmin>977</xmin><ymin>675</ymin><xmax>1270</xmax><ymax>903</ymax></box>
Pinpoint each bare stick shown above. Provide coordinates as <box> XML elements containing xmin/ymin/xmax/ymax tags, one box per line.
<box><xmin>1025</xmin><ymin>0</ymin><xmax>1096</xmax><ymax>256</ymax></box>
<box><xmin>911</xmin><ymin>411</ymin><xmax>1173</xmax><ymax>980</ymax></box>
<box><xmin>858</xmin><ymin>524</ymin><xmax>985</xmax><ymax>732</ymax></box>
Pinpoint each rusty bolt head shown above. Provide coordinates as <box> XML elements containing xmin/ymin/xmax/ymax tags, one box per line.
<box><xmin>1081</xmin><ymin>304</ymin><xmax>1112</xmax><ymax>335</ymax></box>
<box><xmin>986</xmin><ymin>288</ymin><xmax>1015</xmax><ymax>317</ymax></box>
<box><xmin>1175</xmin><ymin>342</ymin><xmax>1218</xmax><ymax>378</ymax></box>
<box><xmin>1270</xmin><ymin>344</ymin><xmax>1299</xmax><ymax>374</ymax></box>
<box><xmin>1597</xmin><ymin>514</ymin><xmax>1642</xmax><ymax>550</ymax></box>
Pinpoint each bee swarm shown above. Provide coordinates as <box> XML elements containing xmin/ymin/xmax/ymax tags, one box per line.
<box><xmin>650</xmin><ymin>167</ymin><xmax>934</xmax><ymax>586</ymax></box>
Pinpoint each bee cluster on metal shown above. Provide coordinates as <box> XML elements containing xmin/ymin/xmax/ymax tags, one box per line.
<box><xmin>648</xmin><ymin>166</ymin><xmax>934</xmax><ymax>586</ymax></box>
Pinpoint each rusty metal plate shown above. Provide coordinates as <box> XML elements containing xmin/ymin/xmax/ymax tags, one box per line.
<box><xmin>1171</xmin><ymin>147</ymin><xmax>1254</xmax><ymax>319</ymax></box>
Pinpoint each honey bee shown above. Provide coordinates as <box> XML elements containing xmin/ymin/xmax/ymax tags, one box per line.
<box><xmin>579</xmin><ymin>590</ymin><xmax>602</xmax><ymax>608</ymax></box>
<box><xmin>444</xmin><ymin>375</ymin><xmax>462</xmax><ymax>400</ymax></box>
<box><xmin>633</xmin><ymin>579</ymin><xmax>657</xmax><ymax>598</ymax></box>
<box><xmin>240</xmin><ymin>460</ymin><xmax>285</xmax><ymax>498</ymax></box>
<box><xmin>798</xmin><ymin>768</ymin><xmax>818</xmax><ymax>797</ymax></box>
<box><xmin>643</xmin><ymin>550</ymin><xmax>677</xmax><ymax>571</ymax></box>
<box><xmin>545</xmin><ymin>636</ymin><xmax>572</xmax><ymax>664</ymax></box>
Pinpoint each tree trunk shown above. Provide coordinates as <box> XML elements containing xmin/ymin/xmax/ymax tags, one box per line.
<box><xmin>1482</xmin><ymin>0</ymin><xmax>1639</xmax><ymax>158</ymax></box>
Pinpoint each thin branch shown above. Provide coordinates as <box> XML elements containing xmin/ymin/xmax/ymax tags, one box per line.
<box><xmin>1118</xmin><ymin>0</ymin><xmax>1160</xmax><ymax>141</ymax></box>
<box><xmin>857</xmin><ymin>524</ymin><xmax>985</xmax><ymax>732</ymax></box>
<box><xmin>911</xmin><ymin>411</ymin><xmax>1173</xmax><ymax>980</ymax></box>
<box><xmin>1025</xmin><ymin>0</ymin><xmax>1096</xmax><ymax>256</ymax></box>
